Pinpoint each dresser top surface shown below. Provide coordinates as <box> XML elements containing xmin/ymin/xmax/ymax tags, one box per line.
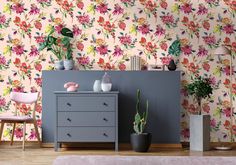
<box><xmin>54</xmin><ymin>91</ymin><xmax>119</xmax><ymax>94</ymax></box>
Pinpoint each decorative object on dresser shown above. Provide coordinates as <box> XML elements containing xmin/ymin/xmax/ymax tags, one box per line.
<box><xmin>93</xmin><ymin>80</ymin><xmax>102</xmax><ymax>92</ymax></box>
<box><xmin>54</xmin><ymin>91</ymin><xmax>119</xmax><ymax>151</ymax></box>
<box><xmin>130</xmin><ymin>55</ymin><xmax>141</xmax><ymax>70</ymax></box>
<box><xmin>130</xmin><ymin>89</ymin><xmax>151</xmax><ymax>152</ymax></box>
<box><xmin>185</xmin><ymin>76</ymin><xmax>213</xmax><ymax>151</ymax></box>
<box><xmin>101</xmin><ymin>72</ymin><xmax>112</xmax><ymax>92</ymax></box>
<box><xmin>0</xmin><ymin>92</ymin><xmax>41</xmax><ymax>150</ymax></box>
<box><xmin>64</xmin><ymin>82</ymin><xmax>79</xmax><ymax>92</ymax></box>
<box><xmin>167</xmin><ymin>59</ymin><xmax>177</xmax><ymax>71</ymax></box>
<box><xmin>38</xmin><ymin>27</ymin><xmax>74</xmax><ymax>70</ymax></box>
<box><xmin>148</xmin><ymin>64</ymin><xmax>164</xmax><ymax>71</ymax></box>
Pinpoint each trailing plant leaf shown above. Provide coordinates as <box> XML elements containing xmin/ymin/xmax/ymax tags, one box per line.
<box><xmin>61</xmin><ymin>28</ymin><xmax>74</xmax><ymax>38</ymax></box>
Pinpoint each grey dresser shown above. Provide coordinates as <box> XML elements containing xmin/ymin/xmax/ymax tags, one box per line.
<box><xmin>54</xmin><ymin>91</ymin><xmax>119</xmax><ymax>151</ymax></box>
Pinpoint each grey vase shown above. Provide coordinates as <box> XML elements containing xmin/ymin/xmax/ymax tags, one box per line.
<box><xmin>167</xmin><ymin>60</ymin><xmax>177</xmax><ymax>71</ymax></box>
<box><xmin>54</xmin><ymin>60</ymin><xmax>64</xmax><ymax>70</ymax></box>
<box><xmin>64</xmin><ymin>60</ymin><xmax>74</xmax><ymax>70</ymax></box>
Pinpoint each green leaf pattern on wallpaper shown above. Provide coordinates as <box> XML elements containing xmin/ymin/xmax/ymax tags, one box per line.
<box><xmin>0</xmin><ymin>0</ymin><xmax>236</xmax><ymax>141</ymax></box>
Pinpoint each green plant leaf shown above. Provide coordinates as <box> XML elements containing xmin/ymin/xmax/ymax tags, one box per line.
<box><xmin>168</xmin><ymin>39</ymin><xmax>181</xmax><ymax>56</ymax></box>
<box><xmin>61</xmin><ymin>28</ymin><xmax>74</xmax><ymax>38</ymax></box>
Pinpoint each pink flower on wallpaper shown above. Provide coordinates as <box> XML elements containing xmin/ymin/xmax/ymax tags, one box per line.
<box><xmin>76</xmin><ymin>42</ymin><xmax>84</xmax><ymax>51</ymax></box>
<box><xmin>35</xmin><ymin>77</ymin><xmax>42</xmax><ymax>87</ymax></box>
<box><xmin>29</xmin><ymin>46</ymin><xmax>39</xmax><ymax>57</ymax></box>
<box><xmin>34</xmin><ymin>21</ymin><xmax>42</xmax><ymax>30</ymax></box>
<box><xmin>77</xmin><ymin>56</ymin><xmax>90</xmax><ymax>65</ymax></box>
<box><xmin>36</xmin><ymin>104</ymin><xmax>42</xmax><ymax>113</ymax></box>
<box><xmin>77</xmin><ymin>1</ymin><xmax>84</xmax><ymax>9</ymax></box>
<box><xmin>121</xmin><ymin>0</ymin><xmax>132</xmax><ymax>3</ymax></box>
<box><xmin>113</xmin><ymin>46</ymin><xmax>123</xmax><ymax>56</ymax></box>
<box><xmin>223</xmin><ymin>66</ymin><xmax>232</xmax><ymax>76</ymax></box>
<box><xmin>222</xmin><ymin>24</ymin><xmax>235</xmax><ymax>35</ymax></box>
<box><xmin>181</xmin><ymin>45</ymin><xmax>192</xmax><ymax>55</ymax></box>
<box><xmin>96</xmin><ymin>3</ymin><xmax>108</xmax><ymax>14</ymax></box>
<box><xmin>37</xmin><ymin>0</ymin><xmax>50</xmax><ymax>3</ymax></box>
<box><xmin>0</xmin><ymin>15</ymin><xmax>6</xmax><ymax>24</ymax></box>
<box><xmin>12</xmin><ymin>3</ymin><xmax>25</xmax><ymax>14</ymax></box>
<box><xmin>0</xmin><ymin>56</ymin><xmax>6</xmax><ymax>65</ymax></box>
<box><xmin>155</xmin><ymin>25</ymin><xmax>165</xmax><ymax>36</ymax></box>
<box><xmin>197</xmin><ymin>4</ymin><xmax>208</xmax><ymax>15</ymax></box>
<box><xmin>160</xmin><ymin>56</ymin><xmax>172</xmax><ymax>65</ymax></box>
<box><xmin>180</xmin><ymin>3</ymin><xmax>193</xmax><ymax>14</ymax></box>
<box><xmin>161</xmin><ymin>14</ymin><xmax>174</xmax><ymax>25</ymax></box>
<box><xmin>37</xmin><ymin>119</ymin><xmax>42</xmax><ymax>127</ymax></box>
<box><xmin>35</xmin><ymin>63</ymin><xmax>42</xmax><ymax>72</ymax></box>
<box><xmin>160</xmin><ymin>42</ymin><xmax>168</xmax><ymax>51</ymax></box>
<box><xmin>223</xmin><ymin>107</ymin><xmax>231</xmax><ymax>117</ymax></box>
<box><xmin>119</xmin><ymin>35</ymin><xmax>132</xmax><ymax>45</ymax></box>
<box><xmin>197</xmin><ymin>46</ymin><xmax>208</xmax><ymax>57</ymax></box>
<box><xmin>203</xmin><ymin>35</ymin><xmax>216</xmax><ymax>45</ymax></box>
<box><xmin>0</xmin><ymin>98</ymin><xmax>6</xmax><ymax>107</ymax></box>
<box><xmin>29</xmin><ymin>4</ymin><xmax>40</xmax><ymax>15</ymax></box>
<box><xmin>210</xmin><ymin>118</ymin><xmax>216</xmax><ymax>127</ymax></box>
<box><xmin>72</xmin><ymin>25</ymin><xmax>82</xmax><ymax>36</ymax></box>
<box><xmin>28</xmin><ymin>130</ymin><xmax>37</xmax><ymax>140</ymax></box>
<box><xmin>55</xmin><ymin>24</ymin><xmax>63</xmax><ymax>33</ymax></box>
<box><xmin>96</xmin><ymin>45</ymin><xmax>108</xmax><ymax>55</ymax></box>
<box><xmin>202</xmin><ymin>103</ymin><xmax>210</xmax><ymax>113</ymax></box>
<box><xmin>12</xmin><ymin>45</ymin><xmax>25</xmax><ymax>56</ymax></box>
<box><xmin>35</xmin><ymin>36</ymin><xmax>45</xmax><ymax>43</ymax></box>
<box><xmin>119</xmin><ymin>63</ymin><xmax>126</xmax><ymax>70</ymax></box>
<box><xmin>203</xmin><ymin>62</ymin><xmax>210</xmax><ymax>72</ymax></box>
<box><xmin>15</xmin><ymin>128</ymin><xmax>23</xmax><ymax>139</ymax></box>
<box><xmin>77</xmin><ymin>14</ymin><xmax>90</xmax><ymax>24</ymax></box>
<box><xmin>137</xmin><ymin>24</ymin><xmax>150</xmax><ymax>35</ymax></box>
<box><xmin>118</xmin><ymin>21</ymin><xmax>126</xmax><ymax>30</ymax></box>
<box><xmin>113</xmin><ymin>4</ymin><xmax>124</xmax><ymax>15</ymax></box>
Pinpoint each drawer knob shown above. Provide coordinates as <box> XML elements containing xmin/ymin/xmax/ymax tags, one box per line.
<box><xmin>103</xmin><ymin>102</ymin><xmax>108</xmax><ymax>106</ymax></box>
<box><xmin>67</xmin><ymin>118</ymin><xmax>71</xmax><ymax>122</ymax></box>
<box><xmin>103</xmin><ymin>118</ymin><xmax>108</xmax><ymax>122</ymax></box>
<box><xmin>67</xmin><ymin>103</ymin><xmax>71</xmax><ymax>106</ymax></box>
<box><xmin>103</xmin><ymin>133</ymin><xmax>108</xmax><ymax>137</ymax></box>
<box><xmin>67</xmin><ymin>133</ymin><xmax>71</xmax><ymax>137</ymax></box>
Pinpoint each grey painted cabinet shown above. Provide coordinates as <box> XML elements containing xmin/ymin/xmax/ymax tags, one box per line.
<box><xmin>54</xmin><ymin>91</ymin><xmax>119</xmax><ymax>151</ymax></box>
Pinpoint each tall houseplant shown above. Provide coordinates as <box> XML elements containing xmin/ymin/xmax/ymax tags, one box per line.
<box><xmin>39</xmin><ymin>27</ymin><xmax>74</xmax><ymax>70</ymax></box>
<box><xmin>130</xmin><ymin>89</ymin><xmax>151</xmax><ymax>152</ymax></box>
<box><xmin>185</xmin><ymin>76</ymin><xmax>213</xmax><ymax>151</ymax></box>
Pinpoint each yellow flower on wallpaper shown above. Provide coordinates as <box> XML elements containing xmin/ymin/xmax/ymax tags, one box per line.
<box><xmin>46</xmin><ymin>66</ymin><xmax>54</xmax><ymax>70</ymax></box>
<box><xmin>171</xmin><ymin>4</ymin><xmax>180</xmax><ymax>14</ymax></box>
<box><xmin>213</xmin><ymin>25</ymin><xmax>221</xmax><ymax>34</ymax></box>
<box><xmin>96</xmin><ymin>39</ymin><xmax>105</xmax><ymax>45</ymax></box>
<box><xmin>3</xmin><ymin>46</ymin><xmax>11</xmax><ymax>56</ymax></box>
<box><xmin>129</xmin><ymin>25</ymin><xmax>137</xmax><ymax>35</ymax></box>
<box><xmin>3</xmin><ymin>4</ymin><xmax>11</xmax><ymax>14</ymax></box>
<box><xmin>222</xmin><ymin>17</ymin><xmax>231</xmax><ymax>24</ymax></box>
<box><xmin>213</xmin><ymin>66</ymin><xmax>221</xmax><ymax>76</ymax></box>
<box><xmin>45</xmin><ymin>25</ymin><xmax>53</xmax><ymax>34</ymax></box>
<box><xmin>87</xmin><ymin>45</ymin><xmax>95</xmax><ymax>55</ymax></box>
<box><xmin>54</xmin><ymin>18</ymin><xmax>63</xmax><ymax>25</ymax></box>
<box><xmin>3</xmin><ymin>87</ymin><xmax>11</xmax><ymax>96</ymax></box>
<box><xmin>87</xmin><ymin>4</ymin><xmax>95</xmax><ymax>14</ymax></box>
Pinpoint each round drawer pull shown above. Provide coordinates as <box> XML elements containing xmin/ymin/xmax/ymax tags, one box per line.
<box><xmin>67</xmin><ymin>118</ymin><xmax>71</xmax><ymax>122</ymax></box>
<box><xmin>103</xmin><ymin>118</ymin><xmax>108</xmax><ymax>122</ymax></box>
<box><xmin>67</xmin><ymin>133</ymin><xmax>71</xmax><ymax>137</ymax></box>
<box><xmin>66</xmin><ymin>103</ymin><xmax>72</xmax><ymax>106</ymax></box>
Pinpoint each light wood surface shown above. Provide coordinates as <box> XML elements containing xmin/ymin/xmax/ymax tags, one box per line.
<box><xmin>0</xmin><ymin>143</ymin><xmax>236</xmax><ymax>165</ymax></box>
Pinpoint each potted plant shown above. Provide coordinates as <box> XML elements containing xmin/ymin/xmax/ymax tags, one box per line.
<box><xmin>185</xmin><ymin>76</ymin><xmax>213</xmax><ymax>151</ymax></box>
<box><xmin>130</xmin><ymin>89</ymin><xmax>151</xmax><ymax>152</ymax></box>
<box><xmin>39</xmin><ymin>27</ymin><xmax>74</xmax><ymax>70</ymax></box>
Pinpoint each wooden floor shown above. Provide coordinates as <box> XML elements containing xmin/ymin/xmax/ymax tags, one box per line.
<box><xmin>1</xmin><ymin>144</ymin><xmax>236</xmax><ymax>165</ymax></box>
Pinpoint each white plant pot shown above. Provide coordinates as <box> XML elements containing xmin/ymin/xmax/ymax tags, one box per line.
<box><xmin>54</xmin><ymin>60</ymin><xmax>64</xmax><ymax>70</ymax></box>
<box><xmin>64</xmin><ymin>60</ymin><xmax>74</xmax><ymax>70</ymax></box>
<box><xmin>190</xmin><ymin>114</ymin><xmax>210</xmax><ymax>151</ymax></box>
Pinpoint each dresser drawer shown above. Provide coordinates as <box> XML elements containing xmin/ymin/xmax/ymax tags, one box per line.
<box><xmin>57</xmin><ymin>96</ymin><xmax>115</xmax><ymax>112</ymax></box>
<box><xmin>58</xmin><ymin>112</ymin><xmax>115</xmax><ymax>127</ymax></box>
<box><xmin>57</xmin><ymin>127</ymin><xmax>115</xmax><ymax>142</ymax></box>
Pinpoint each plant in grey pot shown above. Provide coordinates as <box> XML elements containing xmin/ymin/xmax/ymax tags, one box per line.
<box><xmin>185</xmin><ymin>76</ymin><xmax>213</xmax><ymax>151</ymax></box>
<box><xmin>130</xmin><ymin>89</ymin><xmax>151</xmax><ymax>152</ymax></box>
<box><xmin>38</xmin><ymin>27</ymin><xmax>74</xmax><ymax>70</ymax></box>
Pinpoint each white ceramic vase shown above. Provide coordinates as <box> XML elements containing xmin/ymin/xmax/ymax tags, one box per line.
<box><xmin>93</xmin><ymin>80</ymin><xmax>102</xmax><ymax>92</ymax></box>
<box><xmin>101</xmin><ymin>83</ymin><xmax>112</xmax><ymax>92</ymax></box>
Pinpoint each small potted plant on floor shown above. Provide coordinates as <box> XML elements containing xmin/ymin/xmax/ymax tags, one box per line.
<box><xmin>185</xmin><ymin>76</ymin><xmax>213</xmax><ymax>151</ymax></box>
<box><xmin>130</xmin><ymin>89</ymin><xmax>151</xmax><ymax>152</ymax></box>
<box><xmin>39</xmin><ymin>27</ymin><xmax>74</xmax><ymax>70</ymax></box>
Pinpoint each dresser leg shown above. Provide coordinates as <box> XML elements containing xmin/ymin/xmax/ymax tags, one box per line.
<box><xmin>54</xmin><ymin>142</ymin><xmax>60</xmax><ymax>151</ymax></box>
<box><xmin>115</xmin><ymin>142</ymin><xmax>118</xmax><ymax>152</ymax></box>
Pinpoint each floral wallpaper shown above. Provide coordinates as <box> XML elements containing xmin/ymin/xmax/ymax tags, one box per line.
<box><xmin>0</xmin><ymin>0</ymin><xmax>235</xmax><ymax>142</ymax></box>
